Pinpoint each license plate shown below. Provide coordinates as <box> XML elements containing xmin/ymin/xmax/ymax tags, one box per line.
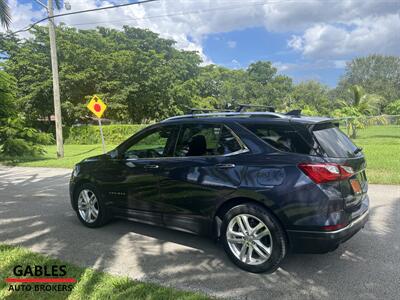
<box><xmin>350</xmin><ymin>179</ymin><xmax>362</xmax><ymax>194</ymax></box>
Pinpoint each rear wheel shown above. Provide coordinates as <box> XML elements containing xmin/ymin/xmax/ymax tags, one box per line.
<box><xmin>221</xmin><ymin>203</ymin><xmax>287</xmax><ymax>273</ymax></box>
<box><xmin>74</xmin><ymin>183</ymin><xmax>111</xmax><ymax>228</ymax></box>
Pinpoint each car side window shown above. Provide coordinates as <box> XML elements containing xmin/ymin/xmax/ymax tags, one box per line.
<box><xmin>243</xmin><ymin>123</ymin><xmax>313</xmax><ymax>154</ymax></box>
<box><xmin>124</xmin><ymin>126</ymin><xmax>176</xmax><ymax>159</ymax></box>
<box><xmin>218</xmin><ymin>126</ymin><xmax>242</xmax><ymax>154</ymax></box>
<box><xmin>174</xmin><ymin>124</ymin><xmax>243</xmax><ymax>157</ymax></box>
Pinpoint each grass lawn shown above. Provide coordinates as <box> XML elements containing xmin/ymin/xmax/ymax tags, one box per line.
<box><xmin>0</xmin><ymin>125</ymin><xmax>399</xmax><ymax>184</ymax></box>
<box><xmin>352</xmin><ymin>125</ymin><xmax>400</xmax><ymax>185</ymax></box>
<box><xmin>0</xmin><ymin>244</ymin><xmax>211</xmax><ymax>300</ymax></box>
<box><xmin>0</xmin><ymin>144</ymin><xmax>117</xmax><ymax>169</ymax></box>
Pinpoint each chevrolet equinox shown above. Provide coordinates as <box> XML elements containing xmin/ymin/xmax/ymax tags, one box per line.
<box><xmin>70</xmin><ymin>110</ymin><xmax>369</xmax><ymax>273</ymax></box>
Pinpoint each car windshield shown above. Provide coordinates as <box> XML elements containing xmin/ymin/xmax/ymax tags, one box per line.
<box><xmin>313</xmin><ymin>124</ymin><xmax>359</xmax><ymax>158</ymax></box>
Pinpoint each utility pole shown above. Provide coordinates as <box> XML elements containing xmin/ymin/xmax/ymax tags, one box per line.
<box><xmin>34</xmin><ymin>0</ymin><xmax>65</xmax><ymax>158</ymax></box>
<box><xmin>22</xmin><ymin>0</ymin><xmax>155</xmax><ymax>159</ymax></box>
<box><xmin>47</xmin><ymin>0</ymin><xmax>64</xmax><ymax>158</ymax></box>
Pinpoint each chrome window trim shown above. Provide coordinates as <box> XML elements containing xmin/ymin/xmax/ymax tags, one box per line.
<box><xmin>123</xmin><ymin>123</ymin><xmax>250</xmax><ymax>161</ymax></box>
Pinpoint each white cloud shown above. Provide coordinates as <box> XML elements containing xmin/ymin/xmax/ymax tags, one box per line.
<box><xmin>1</xmin><ymin>0</ymin><xmax>46</xmax><ymax>37</ymax></box>
<box><xmin>3</xmin><ymin>0</ymin><xmax>400</xmax><ymax>62</ymax></box>
<box><xmin>273</xmin><ymin>61</ymin><xmax>295</xmax><ymax>72</ymax></box>
<box><xmin>288</xmin><ymin>14</ymin><xmax>400</xmax><ymax>59</ymax></box>
<box><xmin>230</xmin><ymin>59</ymin><xmax>241</xmax><ymax>68</ymax></box>
<box><xmin>287</xmin><ymin>35</ymin><xmax>302</xmax><ymax>51</ymax></box>
<box><xmin>273</xmin><ymin>60</ymin><xmax>350</xmax><ymax>73</ymax></box>
<box><xmin>334</xmin><ymin>60</ymin><xmax>347</xmax><ymax>69</ymax></box>
<box><xmin>262</xmin><ymin>0</ymin><xmax>400</xmax><ymax>32</ymax></box>
<box><xmin>227</xmin><ymin>40</ymin><xmax>237</xmax><ymax>48</ymax></box>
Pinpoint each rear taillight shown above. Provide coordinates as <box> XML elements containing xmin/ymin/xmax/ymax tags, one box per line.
<box><xmin>298</xmin><ymin>163</ymin><xmax>354</xmax><ymax>184</ymax></box>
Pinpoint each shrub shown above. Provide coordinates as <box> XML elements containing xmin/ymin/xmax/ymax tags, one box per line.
<box><xmin>385</xmin><ymin>100</ymin><xmax>400</xmax><ymax>115</ymax></box>
<box><xmin>0</xmin><ymin>118</ymin><xmax>54</xmax><ymax>157</ymax></box>
<box><xmin>65</xmin><ymin>124</ymin><xmax>148</xmax><ymax>145</ymax></box>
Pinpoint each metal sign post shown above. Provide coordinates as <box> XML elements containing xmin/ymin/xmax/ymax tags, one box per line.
<box><xmin>98</xmin><ymin>118</ymin><xmax>106</xmax><ymax>154</ymax></box>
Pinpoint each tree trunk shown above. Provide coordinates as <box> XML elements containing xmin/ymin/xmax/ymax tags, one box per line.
<box><xmin>351</xmin><ymin>122</ymin><xmax>357</xmax><ymax>139</ymax></box>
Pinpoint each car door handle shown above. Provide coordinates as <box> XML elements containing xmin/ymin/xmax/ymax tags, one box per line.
<box><xmin>144</xmin><ymin>164</ymin><xmax>160</xmax><ymax>169</ymax></box>
<box><xmin>216</xmin><ymin>163</ymin><xmax>236</xmax><ymax>169</ymax></box>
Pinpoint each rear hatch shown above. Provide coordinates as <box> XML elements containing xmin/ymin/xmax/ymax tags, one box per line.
<box><xmin>312</xmin><ymin>122</ymin><xmax>368</xmax><ymax>211</ymax></box>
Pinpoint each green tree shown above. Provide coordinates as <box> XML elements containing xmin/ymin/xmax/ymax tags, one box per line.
<box><xmin>1</xmin><ymin>25</ymin><xmax>202</xmax><ymax>125</ymax></box>
<box><xmin>337</xmin><ymin>55</ymin><xmax>400</xmax><ymax>109</ymax></box>
<box><xmin>0</xmin><ymin>0</ymin><xmax>63</xmax><ymax>30</ymax></box>
<box><xmin>0</xmin><ymin>0</ymin><xmax>11</xmax><ymax>29</ymax></box>
<box><xmin>385</xmin><ymin>99</ymin><xmax>400</xmax><ymax>115</ymax></box>
<box><xmin>0</xmin><ymin>70</ymin><xmax>52</xmax><ymax>157</ymax></box>
<box><xmin>289</xmin><ymin>81</ymin><xmax>330</xmax><ymax>114</ymax></box>
<box><xmin>340</xmin><ymin>85</ymin><xmax>383</xmax><ymax>115</ymax></box>
<box><xmin>247</xmin><ymin>61</ymin><xmax>277</xmax><ymax>84</ymax></box>
<box><xmin>334</xmin><ymin>85</ymin><xmax>387</xmax><ymax>138</ymax></box>
<box><xmin>0</xmin><ymin>70</ymin><xmax>16</xmax><ymax>119</ymax></box>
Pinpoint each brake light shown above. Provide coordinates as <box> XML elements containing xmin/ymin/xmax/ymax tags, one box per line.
<box><xmin>298</xmin><ymin>163</ymin><xmax>354</xmax><ymax>184</ymax></box>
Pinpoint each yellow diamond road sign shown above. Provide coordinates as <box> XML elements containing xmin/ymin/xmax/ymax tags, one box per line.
<box><xmin>87</xmin><ymin>95</ymin><xmax>107</xmax><ymax>118</ymax></box>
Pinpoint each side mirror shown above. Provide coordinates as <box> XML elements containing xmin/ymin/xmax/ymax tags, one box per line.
<box><xmin>109</xmin><ymin>149</ymin><xmax>119</xmax><ymax>159</ymax></box>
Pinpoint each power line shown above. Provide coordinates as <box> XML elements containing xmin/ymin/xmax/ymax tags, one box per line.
<box><xmin>71</xmin><ymin>0</ymin><xmax>386</xmax><ymax>28</ymax></box>
<box><xmin>12</xmin><ymin>0</ymin><xmax>400</xmax><ymax>34</ymax></box>
<box><xmin>12</xmin><ymin>0</ymin><xmax>159</xmax><ymax>34</ymax></box>
<box><xmin>68</xmin><ymin>1</ymin><xmax>270</xmax><ymax>27</ymax></box>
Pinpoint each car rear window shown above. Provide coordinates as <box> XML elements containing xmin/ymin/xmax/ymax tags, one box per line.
<box><xmin>174</xmin><ymin>124</ymin><xmax>243</xmax><ymax>157</ymax></box>
<box><xmin>312</xmin><ymin>123</ymin><xmax>359</xmax><ymax>158</ymax></box>
<box><xmin>242</xmin><ymin>123</ymin><xmax>314</xmax><ymax>155</ymax></box>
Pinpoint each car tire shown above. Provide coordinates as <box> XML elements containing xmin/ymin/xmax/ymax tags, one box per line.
<box><xmin>73</xmin><ymin>183</ymin><xmax>111</xmax><ymax>228</ymax></box>
<box><xmin>221</xmin><ymin>203</ymin><xmax>287</xmax><ymax>273</ymax></box>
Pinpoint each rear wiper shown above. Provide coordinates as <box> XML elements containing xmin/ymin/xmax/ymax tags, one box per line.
<box><xmin>354</xmin><ymin>147</ymin><xmax>363</xmax><ymax>154</ymax></box>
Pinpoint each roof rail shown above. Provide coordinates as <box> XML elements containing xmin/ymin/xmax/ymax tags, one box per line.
<box><xmin>188</xmin><ymin>108</ymin><xmax>234</xmax><ymax>114</ymax></box>
<box><xmin>236</xmin><ymin>104</ymin><xmax>275</xmax><ymax>112</ymax></box>
<box><xmin>163</xmin><ymin>111</ymin><xmax>285</xmax><ymax>121</ymax></box>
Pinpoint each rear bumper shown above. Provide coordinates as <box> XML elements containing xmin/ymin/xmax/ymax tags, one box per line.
<box><xmin>287</xmin><ymin>209</ymin><xmax>369</xmax><ymax>253</ymax></box>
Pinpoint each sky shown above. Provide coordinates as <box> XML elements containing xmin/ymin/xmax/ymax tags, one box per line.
<box><xmin>4</xmin><ymin>0</ymin><xmax>400</xmax><ymax>87</ymax></box>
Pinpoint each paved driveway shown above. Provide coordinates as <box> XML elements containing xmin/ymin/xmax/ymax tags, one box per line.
<box><xmin>0</xmin><ymin>166</ymin><xmax>399</xmax><ymax>299</ymax></box>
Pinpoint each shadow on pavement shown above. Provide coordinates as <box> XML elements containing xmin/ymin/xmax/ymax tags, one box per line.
<box><xmin>0</xmin><ymin>166</ymin><xmax>399</xmax><ymax>299</ymax></box>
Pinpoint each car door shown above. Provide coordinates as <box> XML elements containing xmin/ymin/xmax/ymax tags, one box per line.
<box><xmin>157</xmin><ymin>123</ymin><xmax>248</xmax><ymax>235</ymax></box>
<box><xmin>102</xmin><ymin>125</ymin><xmax>179</xmax><ymax>224</ymax></box>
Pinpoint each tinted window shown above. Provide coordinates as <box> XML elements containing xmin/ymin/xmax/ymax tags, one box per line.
<box><xmin>313</xmin><ymin>124</ymin><xmax>358</xmax><ymax>158</ymax></box>
<box><xmin>124</xmin><ymin>126</ymin><xmax>176</xmax><ymax>159</ymax></box>
<box><xmin>219</xmin><ymin>126</ymin><xmax>242</xmax><ymax>154</ymax></box>
<box><xmin>243</xmin><ymin>123</ymin><xmax>313</xmax><ymax>154</ymax></box>
<box><xmin>175</xmin><ymin>124</ymin><xmax>243</xmax><ymax>157</ymax></box>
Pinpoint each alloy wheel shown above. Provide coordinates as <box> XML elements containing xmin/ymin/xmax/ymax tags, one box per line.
<box><xmin>226</xmin><ymin>213</ymin><xmax>273</xmax><ymax>265</ymax></box>
<box><xmin>78</xmin><ymin>189</ymin><xmax>99</xmax><ymax>224</ymax></box>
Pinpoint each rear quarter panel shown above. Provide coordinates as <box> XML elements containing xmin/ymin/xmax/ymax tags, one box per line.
<box><xmin>233</xmin><ymin>152</ymin><xmax>345</xmax><ymax>231</ymax></box>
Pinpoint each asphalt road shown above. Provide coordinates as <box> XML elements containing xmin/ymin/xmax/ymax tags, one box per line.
<box><xmin>0</xmin><ymin>166</ymin><xmax>399</xmax><ymax>299</ymax></box>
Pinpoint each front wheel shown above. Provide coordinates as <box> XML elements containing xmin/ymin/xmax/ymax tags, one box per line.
<box><xmin>74</xmin><ymin>183</ymin><xmax>111</xmax><ymax>228</ymax></box>
<box><xmin>221</xmin><ymin>203</ymin><xmax>287</xmax><ymax>273</ymax></box>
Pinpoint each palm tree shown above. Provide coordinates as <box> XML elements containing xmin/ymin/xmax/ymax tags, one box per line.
<box><xmin>348</xmin><ymin>85</ymin><xmax>381</xmax><ymax>115</ymax></box>
<box><xmin>0</xmin><ymin>0</ymin><xmax>11</xmax><ymax>30</ymax></box>
<box><xmin>0</xmin><ymin>0</ymin><xmax>63</xmax><ymax>30</ymax></box>
<box><xmin>340</xmin><ymin>85</ymin><xmax>386</xmax><ymax>138</ymax></box>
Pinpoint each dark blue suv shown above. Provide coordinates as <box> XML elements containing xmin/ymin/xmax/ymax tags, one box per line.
<box><xmin>70</xmin><ymin>110</ymin><xmax>369</xmax><ymax>273</ymax></box>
